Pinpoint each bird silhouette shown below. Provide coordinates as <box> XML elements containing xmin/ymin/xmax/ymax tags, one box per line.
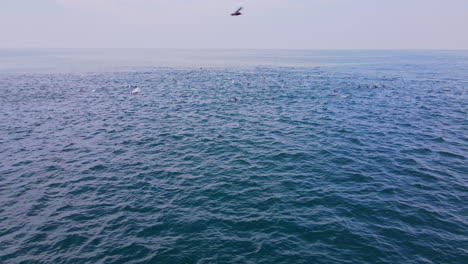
<box><xmin>231</xmin><ymin>7</ymin><xmax>243</xmax><ymax>16</ymax></box>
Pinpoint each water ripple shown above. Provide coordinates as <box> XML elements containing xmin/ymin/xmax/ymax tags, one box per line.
<box><xmin>1</xmin><ymin>59</ymin><xmax>467</xmax><ymax>263</ymax></box>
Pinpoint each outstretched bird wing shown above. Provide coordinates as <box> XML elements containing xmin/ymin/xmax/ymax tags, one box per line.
<box><xmin>235</xmin><ymin>7</ymin><xmax>243</xmax><ymax>13</ymax></box>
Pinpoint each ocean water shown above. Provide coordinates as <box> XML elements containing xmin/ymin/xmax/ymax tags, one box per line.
<box><xmin>0</xmin><ymin>49</ymin><xmax>467</xmax><ymax>264</ymax></box>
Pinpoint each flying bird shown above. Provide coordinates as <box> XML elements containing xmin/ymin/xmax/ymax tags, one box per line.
<box><xmin>231</xmin><ymin>7</ymin><xmax>243</xmax><ymax>16</ymax></box>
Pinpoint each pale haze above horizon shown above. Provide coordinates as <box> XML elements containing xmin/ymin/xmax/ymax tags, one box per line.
<box><xmin>1</xmin><ymin>0</ymin><xmax>467</xmax><ymax>49</ymax></box>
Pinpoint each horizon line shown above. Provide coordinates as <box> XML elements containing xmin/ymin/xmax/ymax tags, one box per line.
<box><xmin>1</xmin><ymin>47</ymin><xmax>468</xmax><ymax>51</ymax></box>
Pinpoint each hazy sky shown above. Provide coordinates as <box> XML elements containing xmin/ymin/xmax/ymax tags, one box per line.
<box><xmin>1</xmin><ymin>0</ymin><xmax>467</xmax><ymax>49</ymax></box>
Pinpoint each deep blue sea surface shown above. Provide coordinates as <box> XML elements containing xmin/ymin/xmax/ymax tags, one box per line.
<box><xmin>0</xmin><ymin>49</ymin><xmax>467</xmax><ymax>263</ymax></box>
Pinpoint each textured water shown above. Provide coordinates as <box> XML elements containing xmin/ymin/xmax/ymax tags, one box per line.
<box><xmin>0</xmin><ymin>50</ymin><xmax>467</xmax><ymax>263</ymax></box>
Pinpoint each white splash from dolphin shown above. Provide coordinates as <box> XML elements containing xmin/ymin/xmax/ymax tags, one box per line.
<box><xmin>131</xmin><ymin>87</ymin><xmax>141</xmax><ymax>95</ymax></box>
